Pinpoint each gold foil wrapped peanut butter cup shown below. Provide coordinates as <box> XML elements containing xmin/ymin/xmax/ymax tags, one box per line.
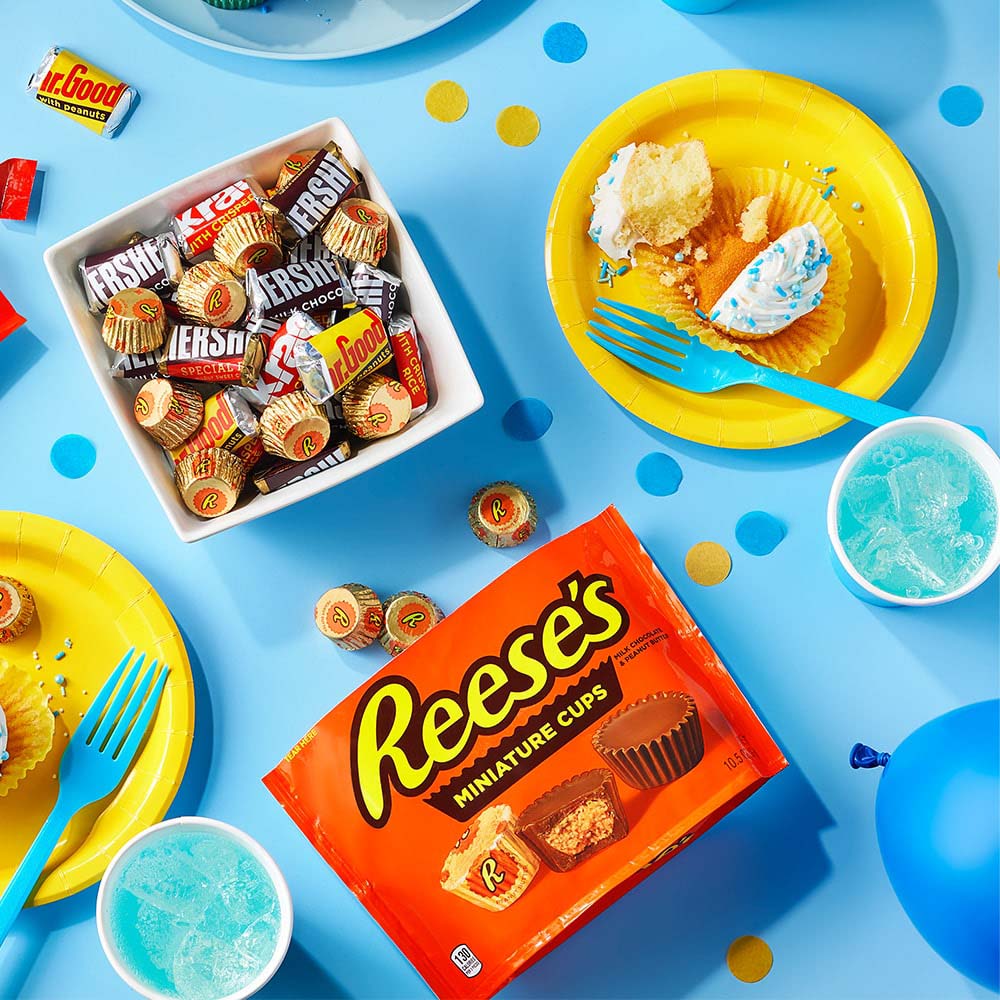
<box><xmin>133</xmin><ymin>379</ymin><xmax>204</xmax><ymax>449</ymax></box>
<box><xmin>274</xmin><ymin>148</ymin><xmax>319</xmax><ymax>193</ymax></box>
<box><xmin>468</xmin><ymin>481</ymin><xmax>537</xmax><ymax>548</ymax></box>
<box><xmin>259</xmin><ymin>390</ymin><xmax>330</xmax><ymax>460</ymax></box>
<box><xmin>214</xmin><ymin>211</ymin><xmax>284</xmax><ymax>278</ymax></box>
<box><xmin>322</xmin><ymin>198</ymin><xmax>390</xmax><ymax>266</ymax></box>
<box><xmin>174</xmin><ymin>448</ymin><xmax>247</xmax><ymax>519</ymax></box>
<box><xmin>175</xmin><ymin>261</ymin><xmax>247</xmax><ymax>328</ymax></box>
<box><xmin>314</xmin><ymin>584</ymin><xmax>383</xmax><ymax>650</ymax></box>
<box><xmin>379</xmin><ymin>591</ymin><xmax>443</xmax><ymax>657</ymax></box>
<box><xmin>101</xmin><ymin>288</ymin><xmax>168</xmax><ymax>353</ymax></box>
<box><xmin>341</xmin><ymin>373</ymin><xmax>411</xmax><ymax>440</ymax></box>
<box><xmin>0</xmin><ymin>576</ymin><xmax>35</xmax><ymax>644</ymax></box>
<box><xmin>440</xmin><ymin>804</ymin><xmax>540</xmax><ymax>912</ymax></box>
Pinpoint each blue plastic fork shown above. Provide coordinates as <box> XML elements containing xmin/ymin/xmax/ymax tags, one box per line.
<box><xmin>588</xmin><ymin>297</ymin><xmax>918</xmax><ymax>428</ymax></box>
<box><xmin>0</xmin><ymin>648</ymin><xmax>169</xmax><ymax>942</ymax></box>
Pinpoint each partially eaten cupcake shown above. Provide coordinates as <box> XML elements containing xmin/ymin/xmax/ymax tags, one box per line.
<box><xmin>587</xmin><ymin>138</ymin><xmax>851</xmax><ymax>374</ymax></box>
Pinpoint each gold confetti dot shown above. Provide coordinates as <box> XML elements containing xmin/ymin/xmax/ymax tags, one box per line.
<box><xmin>685</xmin><ymin>541</ymin><xmax>732</xmax><ymax>586</ymax></box>
<box><xmin>496</xmin><ymin>105</ymin><xmax>540</xmax><ymax>147</ymax></box>
<box><xmin>424</xmin><ymin>80</ymin><xmax>468</xmax><ymax>123</ymax></box>
<box><xmin>727</xmin><ymin>935</ymin><xmax>773</xmax><ymax>983</ymax></box>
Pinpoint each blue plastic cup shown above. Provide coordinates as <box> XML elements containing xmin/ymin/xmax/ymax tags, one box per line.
<box><xmin>826</xmin><ymin>417</ymin><xmax>1000</xmax><ymax>608</ymax></box>
<box><xmin>662</xmin><ymin>0</ymin><xmax>738</xmax><ymax>12</ymax></box>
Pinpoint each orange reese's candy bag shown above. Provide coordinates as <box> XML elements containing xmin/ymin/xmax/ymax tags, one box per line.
<box><xmin>263</xmin><ymin>507</ymin><xmax>787</xmax><ymax>997</ymax></box>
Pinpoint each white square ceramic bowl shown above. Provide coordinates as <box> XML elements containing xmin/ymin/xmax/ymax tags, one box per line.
<box><xmin>45</xmin><ymin>118</ymin><xmax>483</xmax><ymax>543</ymax></box>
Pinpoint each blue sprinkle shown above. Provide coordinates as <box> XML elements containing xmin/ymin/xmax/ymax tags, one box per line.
<box><xmin>611</xmin><ymin>152</ymin><xmax>618</xmax><ymax>162</ymax></box>
<box><xmin>607</xmin><ymin>175</ymin><xmax>614</xmax><ymax>185</ymax></box>
<box><xmin>821</xmin><ymin>165</ymin><xmax>836</xmax><ymax>174</ymax></box>
<box><xmin>55</xmin><ymin>674</ymin><xmax>66</xmax><ymax>685</ymax></box>
<box><xmin>729</xmin><ymin>298</ymin><xmax>738</xmax><ymax>308</ymax></box>
<box><xmin>674</xmin><ymin>252</ymin><xmax>685</xmax><ymax>262</ymax></box>
<box><xmin>615</xmin><ymin>264</ymin><xmax>629</xmax><ymax>276</ymax></box>
<box><xmin>783</xmin><ymin>314</ymin><xmax>791</xmax><ymax>321</ymax></box>
<box><xmin>851</xmin><ymin>201</ymin><xmax>863</xmax><ymax>211</ymax></box>
<box><xmin>1</xmin><ymin>750</ymin><xmax>8</xmax><ymax>762</ymax></box>
<box><xmin>709</xmin><ymin>309</ymin><xmax>720</xmax><ymax>321</ymax></box>
<box><xmin>821</xmin><ymin>185</ymin><xmax>835</xmax><ymax>200</ymax></box>
<box><xmin>736</xmin><ymin>511</ymin><xmax>787</xmax><ymax>556</ymax></box>
<box><xmin>55</xmin><ymin>651</ymin><xmax>66</xmax><ymax>661</ymax></box>
<box><xmin>636</xmin><ymin>452</ymin><xmax>683</xmax><ymax>497</ymax></box>
<box><xmin>746</xmin><ymin>316</ymin><xmax>756</xmax><ymax>328</ymax></box>
<box><xmin>695</xmin><ymin>307</ymin><xmax>708</xmax><ymax>320</ymax></box>
<box><xmin>775</xmin><ymin>285</ymin><xmax>787</xmax><ymax>298</ymax></box>
<box><xmin>775</xmin><ymin>243</ymin><xmax>785</xmax><ymax>254</ymax></box>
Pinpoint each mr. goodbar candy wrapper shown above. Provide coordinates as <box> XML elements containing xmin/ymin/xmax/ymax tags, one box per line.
<box><xmin>264</xmin><ymin>507</ymin><xmax>786</xmax><ymax>999</ymax></box>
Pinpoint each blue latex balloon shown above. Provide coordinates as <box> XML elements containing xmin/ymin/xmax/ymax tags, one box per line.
<box><xmin>852</xmin><ymin>700</ymin><xmax>1000</xmax><ymax>991</ymax></box>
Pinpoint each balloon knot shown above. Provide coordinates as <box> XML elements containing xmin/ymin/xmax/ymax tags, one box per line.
<box><xmin>850</xmin><ymin>742</ymin><xmax>891</xmax><ymax>769</ymax></box>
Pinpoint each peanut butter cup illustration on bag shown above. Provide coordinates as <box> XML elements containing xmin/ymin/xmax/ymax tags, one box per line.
<box><xmin>440</xmin><ymin>804</ymin><xmax>539</xmax><ymax>912</ymax></box>
<box><xmin>592</xmin><ymin>691</ymin><xmax>704</xmax><ymax>789</ymax></box>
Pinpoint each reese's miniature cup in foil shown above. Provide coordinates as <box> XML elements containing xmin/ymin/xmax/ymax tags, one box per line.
<box><xmin>264</xmin><ymin>506</ymin><xmax>787</xmax><ymax>999</ymax></box>
<box><xmin>259</xmin><ymin>390</ymin><xmax>330</xmax><ymax>461</ymax></box>
<box><xmin>175</xmin><ymin>261</ymin><xmax>247</xmax><ymax>328</ymax></box>
<box><xmin>379</xmin><ymin>591</ymin><xmax>444</xmax><ymax>657</ymax></box>
<box><xmin>175</xmin><ymin>448</ymin><xmax>247</xmax><ymax>519</ymax></box>
<box><xmin>172</xmin><ymin>177</ymin><xmax>267</xmax><ymax>260</ymax></box>
<box><xmin>79</xmin><ymin>232</ymin><xmax>182</xmax><ymax>312</ymax></box>
<box><xmin>101</xmin><ymin>288</ymin><xmax>167</xmax><ymax>354</ymax></box>
<box><xmin>468</xmin><ymin>482</ymin><xmax>538</xmax><ymax>548</ymax></box>
<box><xmin>341</xmin><ymin>373</ymin><xmax>411</xmax><ymax>440</ymax></box>
<box><xmin>214</xmin><ymin>211</ymin><xmax>284</xmax><ymax>278</ymax></box>
<box><xmin>133</xmin><ymin>378</ymin><xmax>203</xmax><ymax>449</ymax></box>
<box><xmin>314</xmin><ymin>584</ymin><xmax>384</xmax><ymax>651</ymax></box>
<box><xmin>322</xmin><ymin>198</ymin><xmax>390</xmax><ymax>266</ymax></box>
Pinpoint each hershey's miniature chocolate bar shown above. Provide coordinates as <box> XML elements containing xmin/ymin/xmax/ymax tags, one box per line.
<box><xmin>253</xmin><ymin>439</ymin><xmax>352</xmax><ymax>494</ymax></box>
<box><xmin>269</xmin><ymin>142</ymin><xmax>360</xmax><ymax>238</ymax></box>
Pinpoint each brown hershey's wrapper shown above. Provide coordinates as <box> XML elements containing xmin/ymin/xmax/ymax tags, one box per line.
<box><xmin>268</xmin><ymin>142</ymin><xmax>360</xmax><ymax>238</ymax></box>
<box><xmin>245</xmin><ymin>257</ymin><xmax>355</xmax><ymax>336</ymax></box>
<box><xmin>159</xmin><ymin>325</ymin><xmax>265</xmax><ymax>386</ymax></box>
<box><xmin>253</xmin><ymin>439</ymin><xmax>352</xmax><ymax>494</ymax></box>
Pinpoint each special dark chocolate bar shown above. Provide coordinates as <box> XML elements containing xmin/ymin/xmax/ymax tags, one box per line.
<box><xmin>517</xmin><ymin>769</ymin><xmax>628</xmax><ymax>873</ymax></box>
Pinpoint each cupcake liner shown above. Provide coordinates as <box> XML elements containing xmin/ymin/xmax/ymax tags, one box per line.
<box><xmin>440</xmin><ymin>804</ymin><xmax>540</xmax><ymax>912</ymax></box>
<box><xmin>0</xmin><ymin>659</ymin><xmax>55</xmax><ymax>796</ymax></box>
<box><xmin>134</xmin><ymin>379</ymin><xmax>204</xmax><ymax>449</ymax></box>
<box><xmin>0</xmin><ymin>576</ymin><xmax>34</xmax><ymax>643</ymax></box>
<box><xmin>101</xmin><ymin>288</ymin><xmax>168</xmax><ymax>354</ymax></box>
<box><xmin>259</xmin><ymin>390</ymin><xmax>330</xmax><ymax>460</ymax></box>
<box><xmin>592</xmin><ymin>691</ymin><xmax>704</xmax><ymax>789</ymax></box>
<box><xmin>322</xmin><ymin>198</ymin><xmax>390</xmax><ymax>266</ymax></box>
<box><xmin>341</xmin><ymin>374</ymin><xmax>411</xmax><ymax>439</ymax></box>
<box><xmin>213</xmin><ymin>212</ymin><xmax>284</xmax><ymax>278</ymax></box>
<box><xmin>636</xmin><ymin>167</ymin><xmax>851</xmax><ymax>374</ymax></box>
<box><xmin>175</xmin><ymin>261</ymin><xmax>247</xmax><ymax>328</ymax></box>
<box><xmin>174</xmin><ymin>448</ymin><xmax>247</xmax><ymax>519</ymax></box>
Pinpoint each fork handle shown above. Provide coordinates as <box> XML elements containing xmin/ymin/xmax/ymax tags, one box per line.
<box><xmin>0</xmin><ymin>796</ymin><xmax>76</xmax><ymax>944</ymax></box>
<box><xmin>750</xmin><ymin>367</ymin><xmax>915</xmax><ymax>428</ymax></box>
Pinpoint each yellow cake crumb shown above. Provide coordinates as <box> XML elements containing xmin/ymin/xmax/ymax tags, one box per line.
<box><xmin>739</xmin><ymin>194</ymin><xmax>771</xmax><ymax>243</ymax></box>
<box><xmin>620</xmin><ymin>140</ymin><xmax>714</xmax><ymax>246</ymax></box>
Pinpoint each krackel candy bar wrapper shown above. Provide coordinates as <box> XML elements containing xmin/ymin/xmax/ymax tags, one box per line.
<box><xmin>264</xmin><ymin>507</ymin><xmax>786</xmax><ymax>999</ymax></box>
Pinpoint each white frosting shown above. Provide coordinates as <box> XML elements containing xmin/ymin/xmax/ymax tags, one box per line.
<box><xmin>711</xmin><ymin>222</ymin><xmax>831</xmax><ymax>336</ymax></box>
<box><xmin>588</xmin><ymin>144</ymin><xmax>640</xmax><ymax>262</ymax></box>
<box><xmin>0</xmin><ymin>702</ymin><xmax>8</xmax><ymax>772</ymax></box>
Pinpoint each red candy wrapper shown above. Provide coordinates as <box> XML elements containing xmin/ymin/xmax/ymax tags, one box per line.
<box><xmin>264</xmin><ymin>507</ymin><xmax>786</xmax><ymax>999</ymax></box>
<box><xmin>240</xmin><ymin>310</ymin><xmax>324</xmax><ymax>410</ymax></box>
<box><xmin>0</xmin><ymin>291</ymin><xmax>26</xmax><ymax>341</ymax></box>
<box><xmin>172</xmin><ymin>178</ymin><xmax>266</xmax><ymax>259</ymax></box>
<box><xmin>0</xmin><ymin>159</ymin><xmax>38</xmax><ymax>221</ymax></box>
<box><xmin>388</xmin><ymin>313</ymin><xmax>428</xmax><ymax>417</ymax></box>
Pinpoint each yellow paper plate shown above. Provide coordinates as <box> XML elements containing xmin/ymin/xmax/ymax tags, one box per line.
<box><xmin>546</xmin><ymin>70</ymin><xmax>937</xmax><ymax>449</ymax></box>
<box><xmin>0</xmin><ymin>512</ymin><xmax>194</xmax><ymax>905</ymax></box>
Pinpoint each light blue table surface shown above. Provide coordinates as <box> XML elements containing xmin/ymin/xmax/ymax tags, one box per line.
<box><xmin>1</xmin><ymin>1</ymin><xmax>997</xmax><ymax>997</ymax></box>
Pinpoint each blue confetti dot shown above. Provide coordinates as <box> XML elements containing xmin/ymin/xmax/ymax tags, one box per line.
<box><xmin>939</xmin><ymin>86</ymin><xmax>983</xmax><ymax>127</ymax></box>
<box><xmin>503</xmin><ymin>398</ymin><xmax>553</xmax><ymax>441</ymax></box>
<box><xmin>636</xmin><ymin>453</ymin><xmax>683</xmax><ymax>496</ymax></box>
<box><xmin>542</xmin><ymin>22</ymin><xmax>587</xmax><ymax>63</ymax></box>
<box><xmin>735</xmin><ymin>511</ymin><xmax>786</xmax><ymax>556</ymax></box>
<box><xmin>50</xmin><ymin>434</ymin><xmax>96</xmax><ymax>479</ymax></box>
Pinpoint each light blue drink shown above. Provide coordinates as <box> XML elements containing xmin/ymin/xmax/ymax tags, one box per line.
<box><xmin>107</xmin><ymin>829</ymin><xmax>280</xmax><ymax>1000</ymax></box>
<box><xmin>837</xmin><ymin>431</ymin><xmax>998</xmax><ymax>599</ymax></box>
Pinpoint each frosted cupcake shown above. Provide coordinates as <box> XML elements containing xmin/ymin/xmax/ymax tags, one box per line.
<box><xmin>0</xmin><ymin>659</ymin><xmax>55</xmax><ymax>796</ymax></box>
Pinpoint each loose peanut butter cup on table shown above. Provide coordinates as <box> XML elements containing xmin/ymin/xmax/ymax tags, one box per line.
<box><xmin>592</xmin><ymin>691</ymin><xmax>705</xmax><ymax>789</ymax></box>
<box><xmin>517</xmin><ymin>769</ymin><xmax>629</xmax><ymax>873</ymax></box>
<box><xmin>314</xmin><ymin>584</ymin><xmax>383</xmax><ymax>651</ymax></box>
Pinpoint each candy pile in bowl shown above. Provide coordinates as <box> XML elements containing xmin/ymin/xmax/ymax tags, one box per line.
<box><xmin>78</xmin><ymin>143</ymin><xmax>428</xmax><ymax>520</ymax></box>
